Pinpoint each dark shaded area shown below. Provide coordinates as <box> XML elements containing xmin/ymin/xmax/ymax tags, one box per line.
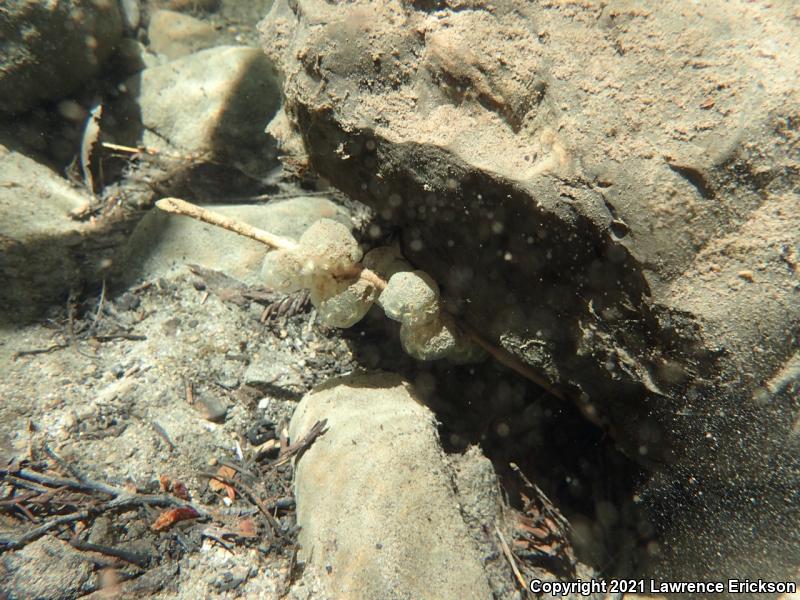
<box><xmin>343</xmin><ymin>309</ymin><xmax>653</xmax><ymax>579</ymax></box>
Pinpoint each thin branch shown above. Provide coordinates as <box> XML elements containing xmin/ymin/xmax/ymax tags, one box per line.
<box><xmin>273</xmin><ymin>419</ymin><xmax>328</xmax><ymax>467</ymax></box>
<box><xmin>0</xmin><ymin>466</ymin><xmax>210</xmax><ymax>551</ymax></box>
<box><xmin>0</xmin><ymin>511</ymin><xmax>90</xmax><ymax>550</ymax></box>
<box><xmin>88</xmin><ymin>279</ymin><xmax>107</xmax><ymax>337</ymax></box>
<box><xmin>495</xmin><ymin>524</ymin><xmax>530</xmax><ymax>594</ymax></box>
<box><xmin>12</xmin><ymin>343</ymin><xmax>69</xmax><ymax>360</ymax></box>
<box><xmin>458</xmin><ymin>321</ymin><xmax>564</xmax><ymax>400</ymax></box>
<box><xmin>156</xmin><ymin>198</ymin><xmax>299</xmax><ymax>251</ymax></box>
<box><xmin>199</xmin><ymin>472</ymin><xmax>281</xmax><ymax>540</ymax></box>
<box><xmin>69</xmin><ymin>538</ymin><xmax>150</xmax><ymax>568</ymax></box>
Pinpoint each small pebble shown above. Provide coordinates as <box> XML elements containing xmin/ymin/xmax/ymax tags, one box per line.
<box><xmin>196</xmin><ymin>393</ymin><xmax>229</xmax><ymax>423</ymax></box>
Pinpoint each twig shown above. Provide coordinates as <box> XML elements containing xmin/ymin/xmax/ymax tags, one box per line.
<box><xmin>199</xmin><ymin>472</ymin><xmax>280</xmax><ymax>540</ymax></box>
<box><xmin>460</xmin><ymin>321</ymin><xmax>564</xmax><ymax>401</ymax></box>
<box><xmin>66</xmin><ymin>290</ymin><xmax>94</xmax><ymax>360</ymax></box>
<box><xmin>496</xmin><ymin>524</ymin><xmax>530</xmax><ymax>594</ymax></box>
<box><xmin>509</xmin><ymin>463</ymin><xmax>570</xmax><ymax>533</ymax></box>
<box><xmin>200</xmin><ymin>526</ymin><xmax>235</xmax><ymax>552</ymax></box>
<box><xmin>69</xmin><ymin>538</ymin><xmax>150</xmax><ymax>568</ymax></box>
<box><xmin>0</xmin><ymin>492</ymin><xmax>38</xmax><ymax>521</ymax></box>
<box><xmin>156</xmin><ymin>198</ymin><xmax>299</xmax><ymax>252</ymax></box>
<box><xmin>216</xmin><ymin>460</ymin><xmax>258</xmax><ymax>480</ymax></box>
<box><xmin>0</xmin><ymin>466</ymin><xmax>210</xmax><ymax>551</ymax></box>
<box><xmin>279</xmin><ymin>544</ymin><xmax>299</xmax><ymax>599</ymax></box>
<box><xmin>101</xmin><ymin>141</ymin><xmax>161</xmax><ymax>156</ymax></box>
<box><xmin>12</xmin><ymin>332</ymin><xmax>144</xmax><ymax>361</ymax></box>
<box><xmin>88</xmin><ymin>279</ymin><xmax>107</xmax><ymax>337</ymax></box>
<box><xmin>43</xmin><ymin>444</ymin><xmax>85</xmax><ymax>482</ymax></box>
<box><xmin>7</xmin><ymin>468</ymin><xmax>120</xmax><ymax>496</ymax></box>
<box><xmin>151</xmin><ymin>422</ymin><xmax>175</xmax><ymax>451</ymax></box>
<box><xmin>0</xmin><ymin>511</ymin><xmax>90</xmax><ymax>550</ymax></box>
<box><xmin>92</xmin><ymin>333</ymin><xmax>147</xmax><ymax>342</ymax></box>
<box><xmin>12</xmin><ymin>343</ymin><xmax>69</xmax><ymax>359</ymax></box>
<box><xmin>274</xmin><ymin>419</ymin><xmax>328</xmax><ymax>467</ymax></box>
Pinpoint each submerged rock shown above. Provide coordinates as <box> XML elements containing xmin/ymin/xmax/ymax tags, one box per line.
<box><xmin>148</xmin><ymin>10</ymin><xmax>221</xmax><ymax>60</ymax></box>
<box><xmin>123</xmin><ymin>196</ymin><xmax>353</xmax><ymax>284</ymax></box>
<box><xmin>0</xmin><ymin>0</ymin><xmax>123</xmax><ymax>114</ymax></box>
<box><xmin>261</xmin><ymin>0</ymin><xmax>800</xmax><ymax>588</ymax></box>
<box><xmin>111</xmin><ymin>46</ymin><xmax>281</xmax><ymax>177</ymax></box>
<box><xmin>289</xmin><ymin>372</ymin><xmax>493</xmax><ymax>599</ymax></box>
<box><xmin>0</xmin><ymin>145</ymin><xmax>93</xmax><ymax>322</ymax></box>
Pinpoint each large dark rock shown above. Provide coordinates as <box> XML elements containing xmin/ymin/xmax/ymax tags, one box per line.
<box><xmin>260</xmin><ymin>0</ymin><xmax>799</xmax><ymax>588</ymax></box>
<box><xmin>0</xmin><ymin>0</ymin><xmax>123</xmax><ymax>114</ymax></box>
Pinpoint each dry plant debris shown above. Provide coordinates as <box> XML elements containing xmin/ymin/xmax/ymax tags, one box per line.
<box><xmin>0</xmin><ymin>421</ymin><xmax>328</xmax><ymax>591</ymax></box>
<box><xmin>11</xmin><ymin>282</ymin><xmax>147</xmax><ymax>361</ymax></box>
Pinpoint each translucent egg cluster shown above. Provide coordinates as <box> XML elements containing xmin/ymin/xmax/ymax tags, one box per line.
<box><xmin>261</xmin><ymin>219</ymin><xmax>484</xmax><ymax>363</ymax></box>
<box><xmin>261</xmin><ymin>219</ymin><xmax>375</xmax><ymax>328</ymax></box>
<box><xmin>379</xmin><ymin>270</ymin><xmax>484</xmax><ymax>363</ymax></box>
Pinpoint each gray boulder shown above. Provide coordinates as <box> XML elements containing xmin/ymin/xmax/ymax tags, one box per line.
<box><xmin>111</xmin><ymin>46</ymin><xmax>282</xmax><ymax>177</ymax></box>
<box><xmin>148</xmin><ymin>10</ymin><xmax>221</xmax><ymax>60</ymax></box>
<box><xmin>289</xmin><ymin>373</ymin><xmax>493</xmax><ymax>600</ymax></box>
<box><xmin>0</xmin><ymin>145</ymin><xmax>95</xmax><ymax>322</ymax></box>
<box><xmin>260</xmin><ymin>0</ymin><xmax>800</xmax><ymax>588</ymax></box>
<box><xmin>289</xmin><ymin>373</ymin><xmax>606</xmax><ymax>599</ymax></box>
<box><xmin>0</xmin><ymin>0</ymin><xmax>123</xmax><ymax>114</ymax></box>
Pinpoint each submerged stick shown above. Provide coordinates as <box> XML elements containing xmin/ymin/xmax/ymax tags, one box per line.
<box><xmin>156</xmin><ymin>197</ymin><xmax>299</xmax><ymax>251</ymax></box>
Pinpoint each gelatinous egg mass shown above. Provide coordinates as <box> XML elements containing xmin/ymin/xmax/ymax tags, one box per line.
<box><xmin>379</xmin><ymin>270</ymin><xmax>440</xmax><ymax>327</ymax></box>
<box><xmin>261</xmin><ymin>222</ymin><xmax>483</xmax><ymax>361</ymax></box>
<box><xmin>312</xmin><ymin>277</ymin><xmax>377</xmax><ymax>328</ymax></box>
<box><xmin>261</xmin><ymin>249</ymin><xmax>305</xmax><ymax>293</ymax></box>
<box><xmin>299</xmin><ymin>218</ymin><xmax>362</xmax><ymax>274</ymax></box>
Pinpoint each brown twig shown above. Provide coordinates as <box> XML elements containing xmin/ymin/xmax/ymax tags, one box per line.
<box><xmin>92</xmin><ymin>333</ymin><xmax>147</xmax><ymax>342</ymax></box>
<box><xmin>496</xmin><ymin>524</ymin><xmax>530</xmax><ymax>594</ymax></box>
<box><xmin>199</xmin><ymin>472</ymin><xmax>280</xmax><ymax>540</ymax></box>
<box><xmin>0</xmin><ymin>466</ymin><xmax>209</xmax><ymax>552</ymax></box>
<box><xmin>69</xmin><ymin>538</ymin><xmax>150</xmax><ymax>568</ymax></box>
<box><xmin>151</xmin><ymin>422</ymin><xmax>175</xmax><ymax>451</ymax></box>
<box><xmin>12</xmin><ymin>344</ymin><xmax>69</xmax><ymax>360</ymax></box>
<box><xmin>88</xmin><ymin>279</ymin><xmax>107</xmax><ymax>337</ymax></box>
<box><xmin>458</xmin><ymin>321</ymin><xmax>564</xmax><ymax>400</ymax></box>
<box><xmin>156</xmin><ymin>198</ymin><xmax>299</xmax><ymax>251</ymax></box>
<box><xmin>0</xmin><ymin>511</ymin><xmax>91</xmax><ymax>550</ymax></box>
<box><xmin>42</xmin><ymin>444</ymin><xmax>84</xmax><ymax>480</ymax></box>
<box><xmin>274</xmin><ymin>419</ymin><xmax>328</xmax><ymax>467</ymax></box>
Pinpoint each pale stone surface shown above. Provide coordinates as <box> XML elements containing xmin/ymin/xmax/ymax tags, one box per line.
<box><xmin>148</xmin><ymin>10</ymin><xmax>220</xmax><ymax>60</ymax></box>
<box><xmin>0</xmin><ymin>537</ymin><xmax>93</xmax><ymax>599</ymax></box>
<box><xmin>115</xmin><ymin>46</ymin><xmax>281</xmax><ymax>176</ymax></box>
<box><xmin>122</xmin><ymin>196</ymin><xmax>353</xmax><ymax>283</ymax></box>
<box><xmin>0</xmin><ymin>145</ymin><xmax>93</xmax><ymax>321</ymax></box>
<box><xmin>288</xmin><ymin>372</ymin><xmax>493</xmax><ymax>600</ymax></box>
